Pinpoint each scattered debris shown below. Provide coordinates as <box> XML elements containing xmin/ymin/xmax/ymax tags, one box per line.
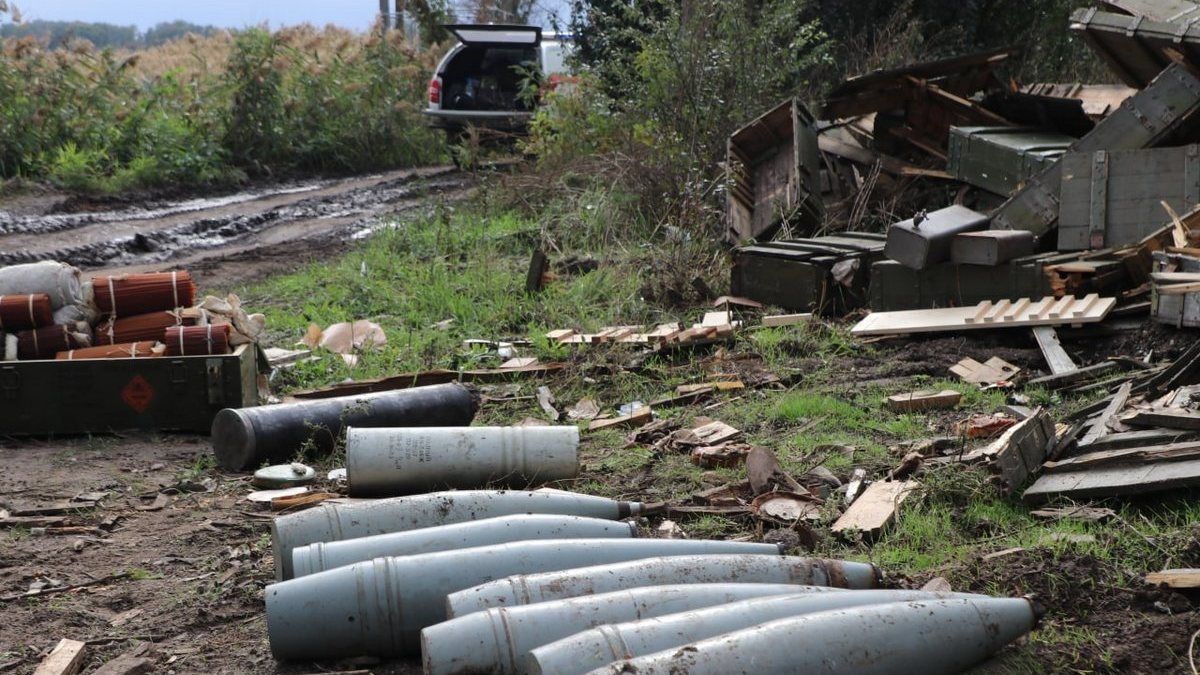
<box><xmin>302</xmin><ymin>319</ymin><xmax>386</xmax><ymax>366</ymax></box>
<box><xmin>566</xmin><ymin>398</ymin><xmax>601</xmax><ymax>421</ymax></box>
<box><xmin>690</xmin><ymin>443</ymin><xmax>752</xmax><ymax>469</ymax></box>
<box><xmin>536</xmin><ymin>386</ymin><xmax>560</xmax><ymax>422</ymax></box>
<box><xmin>951</xmin><ymin>356</ymin><xmax>1021</xmax><ymax>387</ymax></box>
<box><xmin>247</xmin><ymin>487</ymin><xmax>309</xmax><ymax>503</ymax></box>
<box><xmin>588</xmin><ymin>407</ymin><xmax>653</xmax><ymax>432</ymax></box>
<box><xmin>761</xmin><ymin>313</ymin><xmax>812</xmax><ymax>327</ymax></box>
<box><xmin>750</xmin><ymin>491</ymin><xmax>821</xmax><ymax>523</ymax></box>
<box><xmin>1029</xmin><ymin>505</ymin><xmax>1116</xmax><ymax>522</ymax></box>
<box><xmin>957</xmin><ymin>413</ymin><xmax>1018</xmax><ymax>439</ymax></box>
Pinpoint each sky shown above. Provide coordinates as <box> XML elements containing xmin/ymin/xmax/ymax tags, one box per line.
<box><xmin>5</xmin><ymin>0</ymin><xmax>567</xmax><ymax>31</ymax></box>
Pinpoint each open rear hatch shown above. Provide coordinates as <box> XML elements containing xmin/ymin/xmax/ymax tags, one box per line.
<box><xmin>445</xmin><ymin>24</ymin><xmax>542</xmax><ymax>46</ymax></box>
<box><xmin>439</xmin><ymin>24</ymin><xmax>542</xmax><ymax>113</ymax></box>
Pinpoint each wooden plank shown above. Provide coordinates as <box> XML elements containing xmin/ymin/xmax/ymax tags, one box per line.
<box><xmin>700</xmin><ymin>311</ymin><xmax>731</xmax><ymax>327</ymax></box>
<box><xmin>1081</xmin><ymin>428</ymin><xmax>1198</xmax><ymax>451</ymax></box>
<box><xmin>1026</xmin><ymin>361</ymin><xmax>1119</xmax><ymax>390</ymax></box>
<box><xmin>499</xmin><ymin>357</ymin><xmax>539</xmax><ymax>369</ymax></box>
<box><xmin>883</xmin><ymin>389</ymin><xmax>962</xmax><ymax>413</ymax></box>
<box><xmin>545</xmin><ymin>329</ymin><xmax>576</xmax><ymax>342</ymax></box>
<box><xmin>1079</xmin><ymin>381</ymin><xmax>1131</xmax><ymax>447</ymax></box>
<box><xmin>1044</xmin><ymin>441</ymin><xmax>1200</xmax><ymax>473</ymax></box>
<box><xmin>762</xmin><ymin>313</ymin><xmax>812</xmax><ymax>327</ymax></box>
<box><xmin>1023</xmin><ymin>457</ymin><xmax>1200</xmax><ymax>503</ymax></box>
<box><xmin>1031</xmin><ymin>326</ymin><xmax>1077</xmax><ymax>375</ymax></box>
<box><xmin>1145</xmin><ymin>569</ymin><xmax>1200</xmax><ymax>589</ymax></box>
<box><xmin>831</xmin><ymin>480</ymin><xmax>918</xmax><ymax>538</ymax></box>
<box><xmin>92</xmin><ymin>655</ymin><xmax>153</xmax><ymax>675</ymax></box>
<box><xmin>1125</xmin><ymin>409</ymin><xmax>1200</xmax><ymax>430</ymax></box>
<box><xmin>33</xmin><ymin>639</ymin><xmax>86</xmax><ymax>675</ymax></box>
<box><xmin>850</xmin><ymin>295</ymin><xmax>1116</xmax><ymax>336</ymax></box>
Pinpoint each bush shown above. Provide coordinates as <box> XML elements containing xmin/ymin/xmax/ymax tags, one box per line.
<box><xmin>0</xmin><ymin>26</ymin><xmax>445</xmax><ymax>193</ymax></box>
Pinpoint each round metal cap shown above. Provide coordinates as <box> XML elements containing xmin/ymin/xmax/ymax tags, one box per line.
<box><xmin>253</xmin><ymin>463</ymin><xmax>317</xmax><ymax>488</ymax></box>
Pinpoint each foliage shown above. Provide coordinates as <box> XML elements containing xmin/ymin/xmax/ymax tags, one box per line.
<box><xmin>0</xmin><ymin>19</ymin><xmax>219</xmax><ymax>50</ymax></box>
<box><xmin>0</xmin><ymin>26</ymin><xmax>444</xmax><ymax>192</ymax></box>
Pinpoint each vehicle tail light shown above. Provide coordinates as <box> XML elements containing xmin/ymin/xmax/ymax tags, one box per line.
<box><xmin>428</xmin><ymin>78</ymin><xmax>441</xmax><ymax>105</ymax></box>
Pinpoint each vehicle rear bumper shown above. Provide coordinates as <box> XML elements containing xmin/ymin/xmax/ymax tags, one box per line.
<box><xmin>423</xmin><ymin>110</ymin><xmax>533</xmax><ymax>132</ymax></box>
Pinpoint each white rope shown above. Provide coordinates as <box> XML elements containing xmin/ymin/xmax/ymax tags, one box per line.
<box><xmin>178</xmin><ymin>327</ymin><xmax>185</xmax><ymax>355</ymax></box>
<box><xmin>205</xmin><ymin>324</ymin><xmax>213</xmax><ymax>354</ymax></box>
<box><xmin>26</xmin><ymin>294</ymin><xmax>34</xmax><ymax>326</ymax></box>
<box><xmin>107</xmin><ymin>277</ymin><xmax>117</xmax><ymax>316</ymax></box>
<box><xmin>171</xmin><ymin>271</ymin><xmax>179</xmax><ymax>309</ymax></box>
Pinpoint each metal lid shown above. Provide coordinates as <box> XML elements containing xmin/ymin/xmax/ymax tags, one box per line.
<box><xmin>253</xmin><ymin>463</ymin><xmax>317</xmax><ymax>488</ymax></box>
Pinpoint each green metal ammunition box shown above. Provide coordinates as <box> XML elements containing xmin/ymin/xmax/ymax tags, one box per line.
<box><xmin>948</xmin><ymin>126</ymin><xmax>1073</xmax><ymax>196</ymax></box>
<box><xmin>1058</xmin><ymin>145</ymin><xmax>1200</xmax><ymax>251</ymax></box>
<box><xmin>0</xmin><ymin>344</ymin><xmax>263</xmax><ymax>435</ymax></box>
<box><xmin>731</xmin><ymin>233</ymin><xmax>886</xmax><ymax>314</ymax></box>
<box><xmin>868</xmin><ymin>258</ymin><xmax>1052</xmax><ymax>311</ymax></box>
<box><xmin>727</xmin><ymin>98</ymin><xmax>823</xmax><ymax>243</ymax></box>
<box><xmin>990</xmin><ymin>63</ymin><xmax>1200</xmax><ymax>241</ymax></box>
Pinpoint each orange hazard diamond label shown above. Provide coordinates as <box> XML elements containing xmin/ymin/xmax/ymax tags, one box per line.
<box><xmin>121</xmin><ymin>375</ymin><xmax>155</xmax><ymax>413</ymax></box>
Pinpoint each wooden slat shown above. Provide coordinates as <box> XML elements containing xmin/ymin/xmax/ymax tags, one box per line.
<box><xmin>851</xmin><ymin>295</ymin><xmax>1117</xmax><ymax>336</ymax></box>
<box><xmin>1044</xmin><ymin>440</ymin><xmax>1200</xmax><ymax>473</ymax></box>
<box><xmin>1078</xmin><ymin>381</ymin><xmax>1132</xmax><ymax>446</ymax></box>
<box><xmin>1031</xmin><ymin>326</ymin><xmax>1077</xmax><ymax>375</ymax></box>
<box><xmin>1024</xmin><ymin>457</ymin><xmax>1200</xmax><ymax>503</ymax></box>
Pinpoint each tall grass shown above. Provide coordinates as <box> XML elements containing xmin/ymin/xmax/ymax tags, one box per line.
<box><xmin>0</xmin><ymin>26</ymin><xmax>445</xmax><ymax>193</ymax></box>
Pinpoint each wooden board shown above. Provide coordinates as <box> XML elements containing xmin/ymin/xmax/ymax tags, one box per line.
<box><xmin>1031</xmin><ymin>326</ymin><xmax>1077</xmax><ymax>375</ymax></box>
<box><xmin>850</xmin><ymin>295</ymin><xmax>1115</xmax><ymax>336</ymax></box>
<box><xmin>762</xmin><ymin>313</ymin><xmax>812</xmax><ymax>327</ymax></box>
<box><xmin>884</xmin><ymin>389</ymin><xmax>962</xmax><ymax>413</ymax></box>
<box><xmin>1125</xmin><ymin>409</ymin><xmax>1200</xmax><ymax>430</ymax></box>
<box><xmin>33</xmin><ymin>639</ymin><xmax>86</xmax><ymax>675</ymax></box>
<box><xmin>1044</xmin><ymin>441</ymin><xmax>1200</xmax><ymax>473</ymax></box>
<box><xmin>1145</xmin><ymin>568</ymin><xmax>1200</xmax><ymax>588</ymax></box>
<box><xmin>1078</xmin><ymin>381</ymin><xmax>1131</xmax><ymax>447</ymax></box>
<box><xmin>831</xmin><ymin>480</ymin><xmax>918</xmax><ymax>538</ymax></box>
<box><xmin>1023</xmin><ymin>457</ymin><xmax>1200</xmax><ymax>503</ymax></box>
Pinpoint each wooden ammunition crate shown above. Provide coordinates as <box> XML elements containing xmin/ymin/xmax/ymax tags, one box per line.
<box><xmin>0</xmin><ymin>344</ymin><xmax>263</xmax><ymax>435</ymax></box>
<box><xmin>1058</xmin><ymin>145</ymin><xmax>1200</xmax><ymax>251</ymax></box>
<box><xmin>990</xmin><ymin>63</ymin><xmax>1200</xmax><ymax>241</ymax></box>
<box><xmin>726</xmin><ymin>98</ymin><xmax>823</xmax><ymax>243</ymax></box>
<box><xmin>731</xmin><ymin>233</ymin><xmax>886</xmax><ymax>314</ymax></box>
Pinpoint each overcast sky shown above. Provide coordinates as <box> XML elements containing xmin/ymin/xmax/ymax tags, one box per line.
<box><xmin>5</xmin><ymin>1</ymin><xmax>567</xmax><ymax>31</ymax></box>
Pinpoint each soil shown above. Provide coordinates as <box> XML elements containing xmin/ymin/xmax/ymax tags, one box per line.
<box><xmin>0</xmin><ymin>435</ymin><xmax>421</xmax><ymax>675</ymax></box>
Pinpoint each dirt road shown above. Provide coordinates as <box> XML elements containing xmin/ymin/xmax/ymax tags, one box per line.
<box><xmin>0</xmin><ymin>166</ymin><xmax>473</xmax><ymax>287</ymax></box>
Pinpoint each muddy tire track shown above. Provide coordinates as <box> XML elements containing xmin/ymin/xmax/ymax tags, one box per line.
<box><xmin>0</xmin><ymin>166</ymin><xmax>472</xmax><ymax>275</ymax></box>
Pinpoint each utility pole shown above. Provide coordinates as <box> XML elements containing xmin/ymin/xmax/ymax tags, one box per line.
<box><xmin>379</xmin><ymin>0</ymin><xmax>390</xmax><ymax>32</ymax></box>
<box><xmin>394</xmin><ymin>0</ymin><xmax>406</xmax><ymax>35</ymax></box>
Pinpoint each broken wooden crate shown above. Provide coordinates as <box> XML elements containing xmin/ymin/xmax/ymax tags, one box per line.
<box><xmin>851</xmin><ymin>294</ymin><xmax>1116</xmax><ymax>336</ymax></box>
<box><xmin>1070</xmin><ymin>8</ymin><xmax>1200</xmax><ymax>89</ymax></box>
<box><xmin>731</xmin><ymin>233</ymin><xmax>886</xmax><ymax>313</ymax></box>
<box><xmin>990</xmin><ymin>63</ymin><xmax>1200</xmax><ymax>241</ymax></box>
<box><xmin>726</xmin><ymin>97</ymin><xmax>823</xmax><ymax>243</ymax></box>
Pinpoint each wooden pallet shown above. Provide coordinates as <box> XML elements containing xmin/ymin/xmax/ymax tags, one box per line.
<box><xmin>850</xmin><ymin>294</ymin><xmax>1116</xmax><ymax>336</ymax></box>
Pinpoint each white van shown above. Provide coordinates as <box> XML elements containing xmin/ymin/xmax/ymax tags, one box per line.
<box><xmin>423</xmin><ymin>24</ymin><xmax>573</xmax><ymax>144</ymax></box>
